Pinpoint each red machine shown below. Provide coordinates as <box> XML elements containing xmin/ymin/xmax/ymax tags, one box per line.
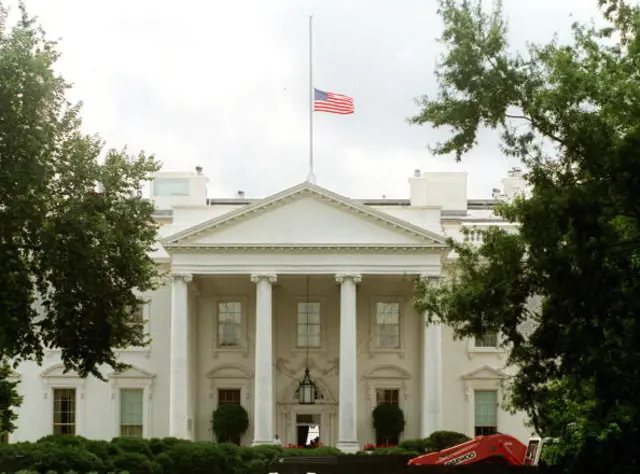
<box><xmin>408</xmin><ymin>434</ymin><xmax>528</xmax><ymax>466</ymax></box>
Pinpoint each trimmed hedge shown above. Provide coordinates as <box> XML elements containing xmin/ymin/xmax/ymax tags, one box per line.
<box><xmin>0</xmin><ymin>435</ymin><xmax>343</xmax><ymax>474</ymax></box>
<box><xmin>0</xmin><ymin>431</ymin><xmax>470</xmax><ymax>473</ymax></box>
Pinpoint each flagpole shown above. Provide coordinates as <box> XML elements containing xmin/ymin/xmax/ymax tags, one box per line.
<box><xmin>307</xmin><ymin>15</ymin><xmax>316</xmax><ymax>184</ymax></box>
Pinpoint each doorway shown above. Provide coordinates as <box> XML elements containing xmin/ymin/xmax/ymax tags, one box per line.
<box><xmin>296</xmin><ymin>413</ymin><xmax>321</xmax><ymax>447</ymax></box>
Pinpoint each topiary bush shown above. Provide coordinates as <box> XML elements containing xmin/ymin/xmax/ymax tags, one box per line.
<box><xmin>424</xmin><ymin>430</ymin><xmax>471</xmax><ymax>451</ymax></box>
<box><xmin>212</xmin><ymin>403</ymin><xmax>250</xmax><ymax>444</ymax></box>
<box><xmin>372</xmin><ymin>403</ymin><xmax>406</xmax><ymax>446</ymax></box>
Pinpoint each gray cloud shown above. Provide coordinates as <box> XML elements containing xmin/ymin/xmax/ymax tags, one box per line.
<box><xmin>10</xmin><ymin>0</ymin><xmax>603</xmax><ymax>199</ymax></box>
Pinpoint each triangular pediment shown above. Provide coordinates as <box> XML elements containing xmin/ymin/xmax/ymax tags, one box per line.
<box><xmin>162</xmin><ymin>182</ymin><xmax>447</xmax><ymax>249</ymax></box>
<box><xmin>363</xmin><ymin>365</ymin><xmax>411</xmax><ymax>379</ymax></box>
<box><xmin>462</xmin><ymin>365</ymin><xmax>509</xmax><ymax>380</ymax></box>
<box><xmin>108</xmin><ymin>365</ymin><xmax>155</xmax><ymax>379</ymax></box>
<box><xmin>41</xmin><ymin>364</ymin><xmax>79</xmax><ymax>378</ymax></box>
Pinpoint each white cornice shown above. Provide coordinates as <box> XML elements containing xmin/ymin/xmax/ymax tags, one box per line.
<box><xmin>166</xmin><ymin>243</ymin><xmax>440</xmax><ymax>253</ymax></box>
<box><xmin>161</xmin><ymin>183</ymin><xmax>448</xmax><ymax>248</ymax></box>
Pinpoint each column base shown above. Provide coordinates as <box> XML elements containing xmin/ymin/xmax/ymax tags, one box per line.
<box><xmin>336</xmin><ymin>440</ymin><xmax>360</xmax><ymax>453</ymax></box>
<box><xmin>252</xmin><ymin>439</ymin><xmax>275</xmax><ymax>446</ymax></box>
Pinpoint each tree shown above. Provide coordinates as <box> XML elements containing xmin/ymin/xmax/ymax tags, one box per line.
<box><xmin>0</xmin><ymin>2</ymin><xmax>160</xmax><ymax>434</ymax></box>
<box><xmin>410</xmin><ymin>0</ymin><xmax>640</xmax><ymax>471</ymax></box>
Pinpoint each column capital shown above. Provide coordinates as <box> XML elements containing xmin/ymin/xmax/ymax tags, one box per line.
<box><xmin>172</xmin><ymin>272</ymin><xmax>193</xmax><ymax>284</ymax></box>
<box><xmin>250</xmin><ymin>273</ymin><xmax>278</xmax><ymax>284</ymax></box>
<box><xmin>335</xmin><ymin>273</ymin><xmax>362</xmax><ymax>284</ymax></box>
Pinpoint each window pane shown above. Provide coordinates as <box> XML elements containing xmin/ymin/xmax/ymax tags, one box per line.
<box><xmin>53</xmin><ymin>388</ymin><xmax>76</xmax><ymax>435</ymax></box>
<box><xmin>475</xmin><ymin>331</ymin><xmax>498</xmax><ymax>348</ymax></box>
<box><xmin>376</xmin><ymin>302</ymin><xmax>399</xmax><ymax>324</ymax></box>
<box><xmin>297</xmin><ymin>302</ymin><xmax>321</xmax><ymax>347</ymax></box>
<box><xmin>120</xmin><ymin>389</ymin><xmax>144</xmax><ymax>425</ymax></box>
<box><xmin>376</xmin><ymin>389</ymin><xmax>400</xmax><ymax>405</ymax></box>
<box><xmin>297</xmin><ymin>302</ymin><xmax>320</xmax><ymax>324</ymax></box>
<box><xmin>474</xmin><ymin>390</ymin><xmax>498</xmax><ymax>427</ymax></box>
<box><xmin>218</xmin><ymin>302</ymin><xmax>241</xmax><ymax>347</ymax></box>
<box><xmin>377</xmin><ymin>324</ymin><xmax>400</xmax><ymax>348</ymax></box>
<box><xmin>153</xmin><ymin>178</ymin><xmax>190</xmax><ymax>196</ymax></box>
<box><xmin>218</xmin><ymin>389</ymin><xmax>241</xmax><ymax>406</ymax></box>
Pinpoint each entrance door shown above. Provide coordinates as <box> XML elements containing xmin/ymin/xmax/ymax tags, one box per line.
<box><xmin>296</xmin><ymin>413</ymin><xmax>321</xmax><ymax>447</ymax></box>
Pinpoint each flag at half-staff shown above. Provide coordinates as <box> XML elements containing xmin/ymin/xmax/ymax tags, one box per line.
<box><xmin>313</xmin><ymin>88</ymin><xmax>355</xmax><ymax>115</ymax></box>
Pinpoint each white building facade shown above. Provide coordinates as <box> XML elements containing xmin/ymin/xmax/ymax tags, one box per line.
<box><xmin>8</xmin><ymin>168</ymin><xmax>532</xmax><ymax>451</ymax></box>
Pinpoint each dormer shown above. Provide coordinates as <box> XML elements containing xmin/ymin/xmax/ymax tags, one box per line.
<box><xmin>152</xmin><ymin>167</ymin><xmax>209</xmax><ymax>210</ymax></box>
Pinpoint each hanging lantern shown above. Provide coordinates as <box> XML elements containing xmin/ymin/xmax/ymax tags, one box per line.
<box><xmin>295</xmin><ymin>368</ymin><xmax>323</xmax><ymax>405</ymax></box>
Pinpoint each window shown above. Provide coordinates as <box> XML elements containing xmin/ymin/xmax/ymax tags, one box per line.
<box><xmin>53</xmin><ymin>388</ymin><xmax>76</xmax><ymax>435</ymax></box>
<box><xmin>218</xmin><ymin>389</ymin><xmax>241</xmax><ymax>406</ymax></box>
<box><xmin>120</xmin><ymin>388</ymin><xmax>144</xmax><ymax>437</ymax></box>
<box><xmin>474</xmin><ymin>390</ymin><xmax>498</xmax><ymax>436</ymax></box>
<box><xmin>217</xmin><ymin>302</ymin><xmax>242</xmax><ymax>347</ymax></box>
<box><xmin>475</xmin><ymin>330</ymin><xmax>498</xmax><ymax>348</ymax></box>
<box><xmin>0</xmin><ymin>432</ymin><xmax>7</xmax><ymax>444</ymax></box>
<box><xmin>376</xmin><ymin>389</ymin><xmax>400</xmax><ymax>406</ymax></box>
<box><xmin>152</xmin><ymin>178</ymin><xmax>190</xmax><ymax>196</ymax></box>
<box><xmin>130</xmin><ymin>304</ymin><xmax>145</xmax><ymax>338</ymax></box>
<box><xmin>297</xmin><ymin>302</ymin><xmax>321</xmax><ymax>348</ymax></box>
<box><xmin>375</xmin><ymin>302</ymin><xmax>400</xmax><ymax>349</ymax></box>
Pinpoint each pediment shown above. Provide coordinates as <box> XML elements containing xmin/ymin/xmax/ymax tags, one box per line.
<box><xmin>162</xmin><ymin>183</ymin><xmax>447</xmax><ymax>249</ymax></box>
<box><xmin>41</xmin><ymin>364</ymin><xmax>79</xmax><ymax>378</ymax></box>
<box><xmin>363</xmin><ymin>365</ymin><xmax>411</xmax><ymax>380</ymax></box>
<box><xmin>108</xmin><ymin>365</ymin><xmax>155</xmax><ymax>379</ymax></box>
<box><xmin>206</xmin><ymin>364</ymin><xmax>252</xmax><ymax>379</ymax></box>
<box><xmin>462</xmin><ymin>365</ymin><xmax>509</xmax><ymax>380</ymax></box>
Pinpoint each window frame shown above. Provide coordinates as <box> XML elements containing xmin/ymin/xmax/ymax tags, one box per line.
<box><xmin>473</xmin><ymin>389</ymin><xmax>499</xmax><ymax>437</ymax></box>
<box><xmin>217</xmin><ymin>388</ymin><xmax>242</xmax><ymax>406</ymax></box>
<box><xmin>467</xmin><ymin>330</ymin><xmax>504</xmax><ymax>359</ymax></box>
<box><xmin>290</xmin><ymin>296</ymin><xmax>327</xmax><ymax>353</ymax></box>
<box><xmin>364</xmin><ymin>365</ymin><xmax>411</xmax><ymax>445</ymax></box>
<box><xmin>368</xmin><ymin>297</ymin><xmax>407</xmax><ymax>357</ymax></box>
<box><xmin>119</xmin><ymin>388</ymin><xmax>145</xmax><ymax>438</ymax></box>
<box><xmin>41</xmin><ymin>365</ymin><xmax>86</xmax><ymax>437</ymax></box>
<box><xmin>295</xmin><ymin>300</ymin><xmax>322</xmax><ymax>349</ymax></box>
<box><xmin>109</xmin><ymin>367</ymin><xmax>155</xmax><ymax>439</ymax></box>
<box><xmin>123</xmin><ymin>301</ymin><xmax>151</xmax><ymax>352</ymax></box>
<box><xmin>212</xmin><ymin>297</ymin><xmax>248</xmax><ymax>356</ymax></box>
<box><xmin>52</xmin><ymin>388</ymin><xmax>78</xmax><ymax>435</ymax></box>
<box><xmin>462</xmin><ymin>366</ymin><xmax>506</xmax><ymax>438</ymax></box>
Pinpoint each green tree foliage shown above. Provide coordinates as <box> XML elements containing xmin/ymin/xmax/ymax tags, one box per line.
<box><xmin>410</xmin><ymin>0</ymin><xmax>640</xmax><ymax>471</ymax></box>
<box><xmin>0</xmin><ymin>2</ymin><xmax>160</xmax><ymax>433</ymax></box>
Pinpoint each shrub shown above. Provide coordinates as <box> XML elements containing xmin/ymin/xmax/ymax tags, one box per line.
<box><xmin>372</xmin><ymin>403</ymin><xmax>405</xmax><ymax>445</ymax></box>
<box><xmin>212</xmin><ymin>404</ymin><xmax>250</xmax><ymax>444</ymax></box>
<box><xmin>111</xmin><ymin>436</ymin><xmax>154</xmax><ymax>458</ymax></box>
<box><xmin>111</xmin><ymin>451</ymin><xmax>163</xmax><ymax>474</ymax></box>
<box><xmin>423</xmin><ymin>430</ymin><xmax>471</xmax><ymax>452</ymax></box>
<box><xmin>397</xmin><ymin>438</ymin><xmax>429</xmax><ymax>453</ymax></box>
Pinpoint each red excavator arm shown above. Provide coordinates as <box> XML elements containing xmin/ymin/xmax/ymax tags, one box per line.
<box><xmin>408</xmin><ymin>434</ymin><xmax>527</xmax><ymax>466</ymax></box>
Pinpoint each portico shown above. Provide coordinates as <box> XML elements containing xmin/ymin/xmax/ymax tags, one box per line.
<box><xmin>161</xmin><ymin>182</ymin><xmax>448</xmax><ymax>450</ymax></box>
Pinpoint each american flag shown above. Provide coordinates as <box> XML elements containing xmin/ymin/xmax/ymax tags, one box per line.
<box><xmin>313</xmin><ymin>88</ymin><xmax>354</xmax><ymax>115</ymax></box>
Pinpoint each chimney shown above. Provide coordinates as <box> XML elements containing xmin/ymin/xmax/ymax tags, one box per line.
<box><xmin>195</xmin><ymin>166</ymin><xmax>203</xmax><ymax>175</ymax></box>
<box><xmin>237</xmin><ymin>190</ymin><xmax>245</xmax><ymax>199</ymax></box>
<box><xmin>502</xmin><ymin>167</ymin><xmax>527</xmax><ymax>199</ymax></box>
<box><xmin>414</xmin><ymin>169</ymin><xmax>421</xmax><ymax>177</ymax></box>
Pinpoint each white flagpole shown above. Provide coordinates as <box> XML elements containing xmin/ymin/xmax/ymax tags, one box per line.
<box><xmin>307</xmin><ymin>15</ymin><xmax>316</xmax><ymax>184</ymax></box>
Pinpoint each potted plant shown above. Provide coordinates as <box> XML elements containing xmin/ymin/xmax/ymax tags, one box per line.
<box><xmin>212</xmin><ymin>404</ymin><xmax>249</xmax><ymax>444</ymax></box>
<box><xmin>372</xmin><ymin>403</ymin><xmax>405</xmax><ymax>446</ymax></box>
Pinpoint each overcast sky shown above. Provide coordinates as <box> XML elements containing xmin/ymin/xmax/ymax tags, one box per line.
<box><xmin>7</xmin><ymin>0</ymin><xmax>603</xmax><ymax>199</ymax></box>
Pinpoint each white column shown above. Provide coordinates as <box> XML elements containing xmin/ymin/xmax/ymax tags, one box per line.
<box><xmin>250</xmin><ymin>272</ymin><xmax>277</xmax><ymax>445</ymax></box>
<box><xmin>169</xmin><ymin>272</ymin><xmax>192</xmax><ymax>438</ymax></box>
<box><xmin>420</xmin><ymin>275</ymin><xmax>443</xmax><ymax>436</ymax></box>
<box><xmin>335</xmin><ymin>273</ymin><xmax>361</xmax><ymax>453</ymax></box>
